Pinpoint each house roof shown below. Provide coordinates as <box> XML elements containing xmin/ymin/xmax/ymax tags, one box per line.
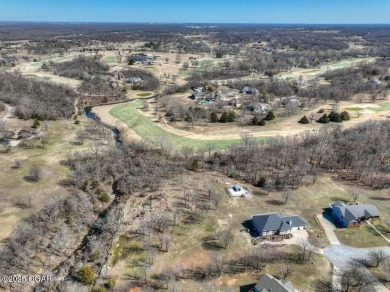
<box><xmin>251</xmin><ymin>212</ymin><xmax>306</xmax><ymax>233</ymax></box>
<box><xmin>332</xmin><ymin>201</ymin><xmax>380</xmax><ymax>223</ymax></box>
<box><xmin>254</xmin><ymin>274</ymin><xmax>295</xmax><ymax>292</ymax></box>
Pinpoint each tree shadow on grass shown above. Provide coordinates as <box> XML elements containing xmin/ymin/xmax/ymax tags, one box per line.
<box><xmin>265</xmin><ymin>199</ymin><xmax>284</xmax><ymax>206</ymax></box>
<box><xmin>370</xmin><ymin>196</ymin><xmax>390</xmax><ymax>201</ymax></box>
<box><xmin>201</xmin><ymin>235</ymin><xmax>222</xmax><ymax>250</ymax></box>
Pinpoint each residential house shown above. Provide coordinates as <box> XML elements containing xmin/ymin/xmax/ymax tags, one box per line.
<box><xmin>127</xmin><ymin>77</ymin><xmax>142</xmax><ymax>85</ymax></box>
<box><xmin>251</xmin><ymin>212</ymin><xmax>306</xmax><ymax>236</ymax></box>
<box><xmin>240</xmin><ymin>86</ymin><xmax>259</xmax><ymax>95</ymax></box>
<box><xmin>249</xmin><ymin>274</ymin><xmax>296</xmax><ymax>292</ymax></box>
<box><xmin>190</xmin><ymin>87</ymin><xmax>204</xmax><ymax>100</ymax></box>
<box><xmin>330</xmin><ymin>201</ymin><xmax>380</xmax><ymax>228</ymax></box>
<box><xmin>17</xmin><ymin>126</ymin><xmax>39</xmax><ymax>140</ymax></box>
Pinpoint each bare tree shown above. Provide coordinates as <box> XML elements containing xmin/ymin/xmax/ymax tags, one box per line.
<box><xmin>281</xmin><ymin>188</ymin><xmax>292</xmax><ymax>204</ymax></box>
<box><xmin>29</xmin><ymin>164</ymin><xmax>43</xmax><ymax>182</ymax></box>
<box><xmin>210</xmin><ymin>191</ymin><xmax>222</xmax><ymax>210</ymax></box>
<box><xmin>279</xmin><ymin>262</ymin><xmax>293</xmax><ymax>279</ymax></box>
<box><xmin>350</xmin><ymin>186</ymin><xmax>361</xmax><ymax>202</ymax></box>
<box><xmin>368</xmin><ymin>250</ymin><xmax>386</xmax><ymax>267</ymax></box>
<box><xmin>211</xmin><ymin>253</ymin><xmax>226</xmax><ymax>277</ymax></box>
<box><xmin>219</xmin><ymin>229</ymin><xmax>234</xmax><ymax>249</ymax></box>
<box><xmin>158</xmin><ymin>234</ymin><xmax>171</xmax><ymax>252</ymax></box>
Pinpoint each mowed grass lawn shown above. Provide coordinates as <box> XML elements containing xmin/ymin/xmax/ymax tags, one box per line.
<box><xmin>109</xmin><ymin>101</ymin><xmax>267</xmax><ymax>150</ymax></box>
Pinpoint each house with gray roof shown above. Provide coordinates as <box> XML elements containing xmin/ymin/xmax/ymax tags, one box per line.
<box><xmin>249</xmin><ymin>274</ymin><xmax>296</xmax><ymax>292</ymax></box>
<box><xmin>240</xmin><ymin>86</ymin><xmax>258</xmax><ymax>95</ymax></box>
<box><xmin>330</xmin><ymin>201</ymin><xmax>380</xmax><ymax>228</ymax></box>
<box><xmin>251</xmin><ymin>212</ymin><xmax>306</xmax><ymax>236</ymax></box>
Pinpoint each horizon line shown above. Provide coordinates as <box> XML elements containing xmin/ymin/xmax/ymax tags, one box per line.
<box><xmin>1</xmin><ymin>21</ymin><xmax>390</xmax><ymax>26</ymax></box>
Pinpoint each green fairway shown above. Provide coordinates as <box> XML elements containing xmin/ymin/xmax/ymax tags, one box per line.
<box><xmin>103</xmin><ymin>56</ymin><xmax>116</xmax><ymax>63</ymax></box>
<box><xmin>109</xmin><ymin>101</ymin><xmax>267</xmax><ymax>150</ymax></box>
<box><xmin>136</xmin><ymin>92</ymin><xmax>153</xmax><ymax>97</ymax></box>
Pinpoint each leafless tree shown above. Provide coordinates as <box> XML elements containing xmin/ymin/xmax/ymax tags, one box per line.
<box><xmin>281</xmin><ymin>188</ymin><xmax>292</xmax><ymax>204</ymax></box>
<box><xmin>142</xmin><ymin>100</ymin><xmax>150</xmax><ymax>111</ymax></box>
<box><xmin>368</xmin><ymin>250</ymin><xmax>386</xmax><ymax>267</ymax></box>
<box><xmin>158</xmin><ymin>234</ymin><xmax>171</xmax><ymax>252</ymax></box>
<box><xmin>279</xmin><ymin>262</ymin><xmax>293</xmax><ymax>279</ymax></box>
<box><xmin>29</xmin><ymin>164</ymin><xmax>43</xmax><ymax>182</ymax></box>
<box><xmin>350</xmin><ymin>186</ymin><xmax>361</xmax><ymax>202</ymax></box>
<box><xmin>219</xmin><ymin>229</ymin><xmax>234</xmax><ymax>249</ymax></box>
<box><xmin>210</xmin><ymin>191</ymin><xmax>222</xmax><ymax>210</ymax></box>
<box><xmin>211</xmin><ymin>253</ymin><xmax>226</xmax><ymax>277</ymax></box>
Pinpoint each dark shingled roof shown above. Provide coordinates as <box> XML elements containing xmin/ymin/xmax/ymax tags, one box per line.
<box><xmin>332</xmin><ymin>201</ymin><xmax>380</xmax><ymax>223</ymax></box>
<box><xmin>251</xmin><ymin>212</ymin><xmax>306</xmax><ymax>233</ymax></box>
<box><xmin>253</xmin><ymin>274</ymin><xmax>295</xmax><ymax>292</ymax></box>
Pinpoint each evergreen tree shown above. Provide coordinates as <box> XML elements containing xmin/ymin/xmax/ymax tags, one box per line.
<box><xmin>219</xmin><ymin>112</ymin><xmax>228</xmax><ymax>123</ymax></box>
<box><xmin>265</xmin><ymin>110</ymin><xmax>275</xmax><ymax>121</ymax></box>
<box><xmin>298</xmin><ymin>115</ymin><xmax>310</xmax><ymax>124</ymax></box>
<box><xmin>340</xmin><ymin>111</ymin><xmax>350</xmax><ymax>121</ymax></box>
<box><xmin>318</xmin><ymin>113</ymin><xmax>330</xmax><ymax>124</ymax></box>
<box><xmin>227</xmin><ymin>111</ymin><xmax>236</xmax><ymax>122</ymax></box>
<box><xmin>33</xmin><ymin>118</ymin><xmax>41</xmax><ymax>128</ymax></box>
<box><xmin>330</xmin><ymin>112</ymin><xmax>343</xmax><ymax>123</ymax></box>
<box><xmin>256</xmin><ymin>177</ymin><xmax>267</xmax><ymax>187</ymax></box>
<box><xmin>258</xmin><ymin>119</ymin><xmax>266</xmax><ymax>126</ymax></box>
<box><xmin>252</xmin><ymin>116</ymin><xmax>259</xmax><ymax>125</ymax></box>
<box><xmin>210</xmin><ymin>112</ymin><xmax>218</xmax><ymax>123</ymax></box>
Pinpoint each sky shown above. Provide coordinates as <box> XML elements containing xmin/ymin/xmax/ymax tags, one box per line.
<box><xmin>0</xmin><ymin>0</ymin><xmax>389</xmax><ymax>24</ymax></box>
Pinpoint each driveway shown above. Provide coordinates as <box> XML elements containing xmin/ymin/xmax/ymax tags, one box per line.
<box><xmin>316</xmin><ymin>213</ymin><xmax>340</xmax><ymax>245</ymax></box>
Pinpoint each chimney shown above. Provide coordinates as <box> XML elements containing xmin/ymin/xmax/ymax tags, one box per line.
<box><xmin>288</xmin><ymin>220</ymin><xmax>292</xmax><ymax>225</ymax></box>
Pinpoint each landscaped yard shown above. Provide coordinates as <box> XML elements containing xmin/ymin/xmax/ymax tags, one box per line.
<box><xmin>335</xmin><ymin>224</ymin><xmax>389</xmax><ymax>248</ymax></box>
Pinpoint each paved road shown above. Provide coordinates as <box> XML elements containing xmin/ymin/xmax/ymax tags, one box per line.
<box><xmin>317</xmin><ymin>213</ymin><xmax>390</xmax><ymax>291</ymax></box>
<box><xmin>316</xmin><ymin>213</ymin><xmax>341</xmax><ymax>245</ymax></box>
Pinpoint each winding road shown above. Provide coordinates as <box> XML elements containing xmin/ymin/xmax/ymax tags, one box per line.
<box><xmin>317</xmin><ymin>214</ymin><xmax>390</xmax><ymax>292</ymax></box>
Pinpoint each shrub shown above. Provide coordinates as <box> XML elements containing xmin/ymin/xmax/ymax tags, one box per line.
<box><xmin>77</xmin><ymin>265</ymin><xmax>95</xmax><ymax>285</ymax></box>
<box><xmin>99</xmin><ymin>192</ymin><xmax>111</xmax><ymax>203</ymax></box>
<box><xmin>265</xmin><ymin>111</ymin><xmax>275</xmax><ymax>121</ymax></box>
<box><xmin>210</xmin><ymin>112</ymin><xmax>219</xmax><ymax>123</ymax></box>
<box><xmin>107</xmin><ymin>278</ymin><xmax>117</xmax><ymax>289</ymax></box>
<box><xmin>329</xmin><ymin>111</ymin><xmax>343</xmax><ymax>123</ymax></box>
<box><xmin>256</xmin><ymin>177</ymin><xmax>267</xmax><ymax>187</ymax></box>
<box><xmin>219</xmin><ymin>112</ymin><xmax>228</xmax><ymax>123</ymax></box>
<box><xmin>258</xmin><ymin>119</ymin><xmax>266</xmax><ymax>126</ymax></box>
<box><xmin>227</xmin><ymin>111</ymin><xmax>236</xmax><ymax>122</ymax></box>
<box><xmin>318</xmin><ymin>108</ymin><xmax>325</xmax><ymax>113</ymax></box>
<box><xmin>252</xmin><ymin>116</ymin><xmax>259</xmax><ymax>125</ymax></box>
<box><xmin>192</xmin><ymin>159</ymin><xmax>200</xmax><ymax>171</ymax></box>
<box><xmin>340</xmin><ymin>111</ymin><xmax>350</xmax><ymax>121</ymax></box>
<box><xmin>29</xmin><ymin>164</ymin><xmax>43</xmax><ymax>182</ymax></box>
<box><xmin>318</xmin><ymin>113</ymin><xmax>330</xmax><ymax>124</ymax></box>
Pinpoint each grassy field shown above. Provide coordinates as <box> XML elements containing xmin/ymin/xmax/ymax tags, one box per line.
<box><xmin>335</xmin><ymin>224</ymin><xmax>389</xmax><ymax>248</ymax></box>
<box><xmin>109</xmin><ymin>101</ymin><xmax>267</xmax><ymax>150</ymax></box>
<box><xmin>103</xmin><ymin>56</ymin><xmax>116</xmax><ymax>63</ymax></box>
<box><xmin>0</xmin><ymin>118</ymin><xmax>93</xmax><ymax>244</ymax></box>
<box><xmin>137</xmin><ymin>92</ymin><xmax>153</xmax><ymax>97</ymax></box>
<box><xmin>344</xmin><ymin>107</ymin><xmax>364</xmax><ymax>111</ymax></box>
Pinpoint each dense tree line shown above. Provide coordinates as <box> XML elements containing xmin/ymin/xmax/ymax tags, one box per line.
<box><xmin>122</xmin><ymin>69</ymin><xmax>160</xmax><ymax>90</ymax></box>
<box><xmin>0</xmin><ymin>73</ymin><xmax>75</xmax><ymax>120</ymax></box>
<box><xmin>78</xmin><ymin>75</ymin><xmax>126</xmax><ymax>104</ymax></box>
<box><xmin>208</xmin><ymin>121</ymin><xmax>390</xmax><ymax>190</ymax></box>
<box><xmin>43</xmin><ymin>55</ymin><xmax>109</xmax><ymax>79</ymax></box>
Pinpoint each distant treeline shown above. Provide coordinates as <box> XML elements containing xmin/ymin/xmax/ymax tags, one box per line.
<box><xmin>0</xmin><ymin>73</ymin><xmax>75</xmax><ymax>120</ymax></box>
<box><xmin>43</xmin><ymin>55</ymin><xmax>109</xmax><ymax>79</ymax></box>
